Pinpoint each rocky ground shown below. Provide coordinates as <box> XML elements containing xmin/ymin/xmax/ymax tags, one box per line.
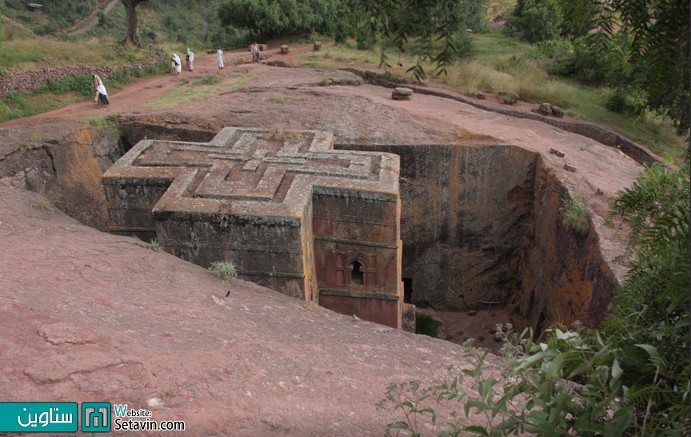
<box><xmin>0</xmin><ymin>43</ymin><xmax>649</xmax><ymax>435</ymax></box>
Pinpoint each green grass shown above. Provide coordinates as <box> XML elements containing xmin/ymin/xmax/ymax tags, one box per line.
<box><xmin>297</xmin><ymin>34</ymin><xmax>686</xmax><ymax>163</ymax></box>
<box><xmin>147</xmin><ymin>239</ymin><xmax>162</xmax><ymax>252</ymax></box>
<box><xmin>561</xmin><ymin>195</ymin><xmax>590</xmax><ymax>235</ymax></box>
<box><xmin>0</xmin><ymin>37</ymin><xmax>159</xmax><ymax>72</ymax></box>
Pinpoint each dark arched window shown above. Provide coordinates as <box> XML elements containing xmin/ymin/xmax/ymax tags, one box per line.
<box><xmin>351</xmin><ymin>260</ymin><xmax>364</xmax><ymax>285</ymax></box>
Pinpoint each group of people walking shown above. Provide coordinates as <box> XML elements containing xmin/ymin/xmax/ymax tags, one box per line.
<box><xmin>171</xmin><ymin>48</ymin><xmax>195</xmax><ymax>75</ymax></box>
<box><xmin>91</xmin><ymin>44</ymin><xmax>262</xmax><ymax>108</ymax></box>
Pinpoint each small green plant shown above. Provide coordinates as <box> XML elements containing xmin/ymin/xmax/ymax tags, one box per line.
<box><xmin>561</xmin><ymin>194</ymin><xmax>590</xmax><ymax>235</ymax></box>
<box><xmin>264</xmin><ymin>95</ymin><xmax>287</xmax><ymax>103</ymax></box>
<box><xmin>34</xmin><ymin>195</ymin><xmax>53</xmax><ymax>211</ymax></box>
<box><xmin>415</xmin><ymin>312</ymin><xmax>443</xmax><ymax>338</ymax></box>
<box><xmin>147</xmin><ymin>239</ymin><xmax>161</xmax><ymax>252</ymax></box>
<box><xmin>208</xmin><ymin>260</ymin><xmax>237</xmax><ymax>282</ymax></box>
<box><xmin>191</xmin><ymin>75</ymin><xmax>220</xmax><ymax>86</ymax></box>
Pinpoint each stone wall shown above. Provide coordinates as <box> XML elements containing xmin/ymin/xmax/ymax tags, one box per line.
<box><xmin>339</xmin><ymin>144</ymin><xmax>536</xmax><ymax>309</ymax></box>
<box><xmin>338</xmin><ymin>142</ymin><xmax>617</xmax><ymax>329</ymax></box>
<box><xmin>0</xmin><ymin>53</ymin><xmax>167</xmax><ymax>98</ymax></box>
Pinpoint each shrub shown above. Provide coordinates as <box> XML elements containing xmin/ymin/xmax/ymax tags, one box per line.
<box><xmin>605</xmin><ymin>88</ymin><xmax>647</xmax><ymax>115</ymax></box>
<box><xmin>147</xmin><ymin>239</ymin><xmax>161</xmax><ymax>252</ymax></box>
<box><xmin>208</xmin><ymin>260</ymin><xmax>237</xmax><ymax>282</ymax></box>
<box><xmin>561</xmin><ymin>194</ymin><xmax>590</xmax><ymax>235</ymax></box>
<box><xmin>506</xmin><ymin>0</ymin><xmax>563</xmax><ymax>43</ymax></box>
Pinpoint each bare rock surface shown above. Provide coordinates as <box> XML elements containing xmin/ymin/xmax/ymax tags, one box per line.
<box><xmin>0</xmin><ymin>185</ymin><xmax>493</xmax><ymax>435</ymax></box>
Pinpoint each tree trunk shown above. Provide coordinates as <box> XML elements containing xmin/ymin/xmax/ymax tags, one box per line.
<box><xmin>121</xmin><ymin>0</ymin><xmax>148</xmax><ymax>46</ymax></box>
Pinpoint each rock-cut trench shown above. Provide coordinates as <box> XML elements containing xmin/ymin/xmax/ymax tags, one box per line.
<box><xmin>2</xmin><ymin>122</ymin><xmax>618</xmax><ymax>339</ymax></box>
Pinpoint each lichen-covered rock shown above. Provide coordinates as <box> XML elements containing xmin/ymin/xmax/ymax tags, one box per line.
<box><xmin>550</xmin><ymin>105</ymin><xmax>564</xmax><ymax>118</ymax></box>
<box><xmin>392</xmin><ymin>87</ymin><xmax>413</xmax><ymax>100</ymax></box>
<box><xmin>497</xmin><ymin>91</ymin><xmax>518</xmax><ymax>105</ymax></box>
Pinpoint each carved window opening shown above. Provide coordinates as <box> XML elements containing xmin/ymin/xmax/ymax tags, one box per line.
<box><xmin>351</xmin><ymin>260</ymin><xmax>364</xmax><ymax>285</ymax></box>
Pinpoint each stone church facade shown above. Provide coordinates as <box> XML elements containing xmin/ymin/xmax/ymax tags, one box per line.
<box><xmin>102</xmin><ymin>128</ymin><xmax>404</xmax><ymax>328</ymax></box>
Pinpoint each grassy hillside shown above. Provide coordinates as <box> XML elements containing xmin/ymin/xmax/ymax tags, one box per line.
<box><xmin>3</xmin><ymin>0</ymin><xmax>101</xmax><ymax>35</ymax></box>
<box><xmin>2</xmin><ymin>0</ymin><xmax>239</xmax><ymax>49</ymax></box>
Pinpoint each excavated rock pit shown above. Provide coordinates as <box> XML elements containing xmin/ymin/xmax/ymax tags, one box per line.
<box><xmin>339</xmin><ymin>143</ymin><xmax>616</xmax><ymax>334</ymax></box>
<box><xmin>0</xmin><ymin>120</ymin><xmax>618</xmax><ymax>340</ymax></box>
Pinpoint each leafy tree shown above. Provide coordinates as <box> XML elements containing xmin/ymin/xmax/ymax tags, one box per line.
<box><xmin>506</xmin><ymin>0</ymin><xmax>563</xmax><ymax>43</ymax></box>
<box><xmin>354</xmin><ymin>0</ymin><xmax>487</xmax><ymax>82</ymax></box>
<box><xmin>556</xmin><ymin>0</ymin><xmax>599</xmax><ymax>38</ymax></box>
<box><xmin>121</xmin><ymin>0</ymin><xmax>150</xmax><ymax>46</ymax></box>
<box><xmin>604</xmin><ymin>0</ymin><xmax>690</xmax><ymax>134</ymax></box>
<box><xmin>217</xmin><ymin>0</ymin><xmax>345</xmax><ymax>41</ymax></box>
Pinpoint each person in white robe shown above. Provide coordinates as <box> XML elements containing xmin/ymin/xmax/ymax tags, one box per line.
<box><xmin>92</xmin><ymin>74</ymin><xmax>103</xmax><ymax>102</ymax></box>
<box><xmin>96</xmin><ymin>81</ymin><xmax>109</xmax><ymax>107</ymax></box>
<box><xmin>217</xmin><ymin>48</ymin><xmax>225</xmax><ymax>69</ymax></box>
<box><xmin>171</xmin><ymin>53</ymin><xmax>182</xmax><ymax>75</ymax></box>
<box><xmin>251</xmin><ymin>43</ymin><xmax>260</xmax><ymax>63</ymax></box>
<box><xmin>186</xmin><ymin>48</ymin><xmax>195</xmax><ymax>71</ymax></box>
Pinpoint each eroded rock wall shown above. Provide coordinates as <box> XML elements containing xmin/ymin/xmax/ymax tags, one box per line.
<box><xmin>511</xmin><ymin>168</ymin><xmax>617</xmax><ymax>332</ymax></box>
<box><xmin>0</xmin><ymin>124</ymin><xmax>123</xmax><ymax>230</ymax></box>
<box><xmin>338</xmin><ymin>142</ymin><xmax>617</xmax><ymax>330</ymax></box>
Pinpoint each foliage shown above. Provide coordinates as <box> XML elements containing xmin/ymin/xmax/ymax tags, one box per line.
<box><xmin>505</xmin><ymin>0</ymin><xmax>563</xmax><ymax>43</ymax></box>
<box><xmin>556</xmin><ymin>0</ymin><xmax>599</xmax><ymax>39</ymax></box>
<box><xmin>604</xmin><ymin>88</ymin><xmax>646</xmax><ymax>115</ymax></box>
<box><xmin>381</xmin><ymin>163</ymin><xmax>690</xmax><ymax>435</ymax></box>
<box><xmin>208</xmin><ymin>260</ymin><xmax>237</xmax><ymax>282</ymax></box>
<box><xmin>147</xmin><ymin>239</ymin><xmax>161</xmax><ymax>251</ymax></box>
<box><xmin>217</xmin><ymin>0</ymin><xmax>347</xmax><ymax>41</ymax></box>
<box><xmin>561</xmin><ymin>194</ymin><xmax>590</xmax><ymax>235</ymax></box>
<box><xmin>415</xmin><ymin>312</ymin><xmax>443</xmax><ymax>337</ymax></box>
<box><xmin>606</xmin><ymin>0</ymin><xmax>690</xmax><ymax>134</ymax></box>
<box><xmin>353</xmin><ymin>0</ymin><xmax>488</xmax><ymax>82</ymax></box>
<box><xmin>3</xmin><ymin>0</ymin><xmax>99</xmax><ymax>35</ymax></box>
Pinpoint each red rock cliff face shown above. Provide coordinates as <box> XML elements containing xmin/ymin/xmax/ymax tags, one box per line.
<box><xmin>338</xmin><ymin>142</ymin><xmax>617</xmax><ymax>330</ymax></box>
<box><xmin>511</xmin><ymin>167</ymin><xmax>616</xmax><ymax>331</ymax></box>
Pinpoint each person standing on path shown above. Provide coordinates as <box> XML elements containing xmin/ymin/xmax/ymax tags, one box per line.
<box><xmin>92</xmin><ymin>74</ymin><xmax>103</xmax><ymax>103</ymax></box>
<box><xmin>186</xmin><ymin>48</ymin><xmax>195</xmax><ymax>71</ymax></box>
<box><xmin>250</xmin><ymin>43</ymin><xmax>260</xmax><ymax>63</ymax></box>
<box><xmin>217</xmin><ymin>48</ymin><xmax>225</xmax><ymax>69</ymax></box>
<box><xmin>96</xmin><ymin>80</ymin><xmax>109</xmax><ymax>107</ymax></box>
<box><xmin>171</xmin><ymin>53</ymin><xmax>182</xmax><ymax>75</ymax></box>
